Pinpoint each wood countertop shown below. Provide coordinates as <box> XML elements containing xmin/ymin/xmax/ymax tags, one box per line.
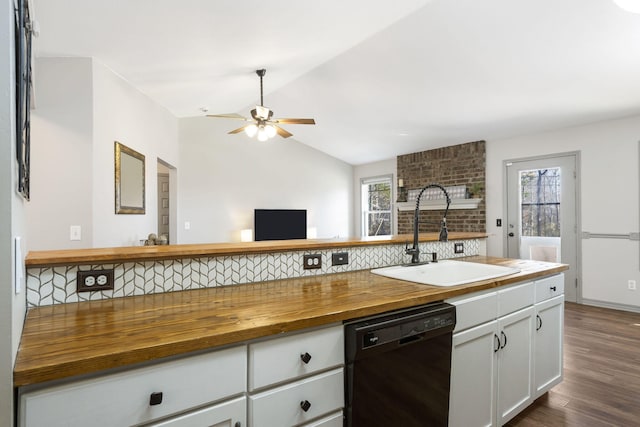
<box><xmin>14</xmin><ymin>256</ymin><xmax>567</xmax><ymax>388</ymax></box>
<box><xmin>24</xmin><ymin>232</ymin><xmax>488</xmax><ymax>267</ymax></box>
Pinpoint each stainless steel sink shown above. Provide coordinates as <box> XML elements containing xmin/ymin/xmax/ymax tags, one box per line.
<box><xmin>371</xmin><ymin>260</ymin><xmax>520</xmax><ymax>287</ymax></box>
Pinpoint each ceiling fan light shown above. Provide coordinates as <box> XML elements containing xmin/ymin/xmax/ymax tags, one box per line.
<box><xmin>614</xmin><ymin>0</ymin><xmax>640</xmax><ymax>13</ymax></box>
<box><xmin>245</xmin><ymin>124</ymin><xmax>258</xmax><ymax>137</ymax></box>
<box><xmin>257</xmin><ymin>127</ymin><xmax>269</xmax><ymax>142</ymax></box>
<box><xmin>265</xmin><ymin>124</ymin><xmax>277</xmax><ymax>138</ymax></box>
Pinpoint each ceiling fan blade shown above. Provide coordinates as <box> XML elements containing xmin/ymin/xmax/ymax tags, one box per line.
<box><xmin>274</xmin><ymin>125</ymin><xmax>293</xmax><ymax>138</ymax></box>
<box><xmin>228</xmin><ymin>126</ymin><xmax>249</xmax><ymax>135</ymax></box>
<box><xmin>274</xmin><ymin>118</ymin><xmax>316</xmax><ymax>125</ymax></box>
<box><xmin>207</xmin><ymin>113</ymin><xmax>248</xmax><ymax>120</ymax></box>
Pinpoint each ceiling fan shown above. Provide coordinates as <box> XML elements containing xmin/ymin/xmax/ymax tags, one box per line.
<box><xmin>207</xmin><ymin>69</ymin><xmax>316</xmax><ymax>141</ymax></box>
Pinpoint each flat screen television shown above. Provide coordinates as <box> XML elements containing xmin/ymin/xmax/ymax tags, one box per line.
<box><xmin>254</xmin><ymin>209</ymin><xmax>307</xmax><ymax>241</ymax></box>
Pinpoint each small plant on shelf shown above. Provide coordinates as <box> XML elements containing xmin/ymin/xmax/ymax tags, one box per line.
<box><xmin>467</xmin><ymin>182</ymin><xmax>483</xmax><ymax>198</ymax></box>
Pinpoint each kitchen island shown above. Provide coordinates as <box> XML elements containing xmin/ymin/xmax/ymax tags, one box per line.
<box><xmin>15</xmin><ymin>255</ymin><xmax>566</xmax><ymax>387</ymax></box>
<box><xmin>16</xmin><ymin>235</ymin><xmax>568</xmax><ymax>427</ymax></box>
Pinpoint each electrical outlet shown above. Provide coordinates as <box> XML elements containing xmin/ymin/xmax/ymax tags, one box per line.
<box><xmin>77</xmin><ymin>270</ymin><xmax>114</xmax><ymax>292</ymax></box>
<box><xmin>454</xmin><ymin>242</ymin><xmax>464</xmax><ymax>254</ymax></box>
<box><xmin>332</xmin><ymin>252</ymin><xmax>349</xmax><ymax>266</ymax></box>
<box><xmin>303</xmin><ymin>254</ymin><xmax>322</xmax><ymax>270</ymax></box>
<box><xmin>629</xmin><ymin>280</ymin><xmax>637</xmax><ymax>291</ymax></box>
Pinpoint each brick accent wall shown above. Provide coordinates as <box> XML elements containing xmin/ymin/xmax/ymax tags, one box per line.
<box><xmin>397</xmin><ymin>141</ymin><xmax>486</xmax><ymax>233</ymax></box>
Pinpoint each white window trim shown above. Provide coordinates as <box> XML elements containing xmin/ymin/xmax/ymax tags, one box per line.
<box><xmin>360</xmin><ymin>174</ymin><xmax>395</xmax><ymax>237</ymax></box>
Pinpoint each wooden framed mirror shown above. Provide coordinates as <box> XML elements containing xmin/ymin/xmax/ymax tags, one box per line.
<box><xmin>115</xmin><ymin>141</ymin><xmax>145</xmax><ymax>214</ymax></box>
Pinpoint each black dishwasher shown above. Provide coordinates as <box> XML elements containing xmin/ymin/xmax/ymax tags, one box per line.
<box><xmin>344</xmin><ymin>302</ymin><xmax>456</xmax><ymax>427</ymax></box>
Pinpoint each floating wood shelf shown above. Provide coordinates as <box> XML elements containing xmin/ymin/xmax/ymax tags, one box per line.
<box><xmin>396</xmin><ymin>198</ymin><xmax>482</xmax><ymax>211</ymax></box>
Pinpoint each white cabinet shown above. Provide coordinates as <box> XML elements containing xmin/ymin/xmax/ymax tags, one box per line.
<box><xmin>449</xmin><ymin>320</ymin><xmax>498</xmax><ymax>427</ymax></box>
<box><xmin>19</xmin><ymin>345</ymin><xmax>247</xmax><ymax>427</ymax></box>
<box><xmin>448</xmin><ymin>274</ymin><xmax>565</xmax><ymax>426</ymax></box>
<box><xmin>496</xmin><ymin>306</ymin><xmax>534</xmax><ymax>424</ymax></box>
<box><xmin>248</xmin><ymin>324</ymin><xmax>344</xmax><ymax>427</ymax></box>
<box><xmin>19</xmin><ymin>323</ymin><xmax>345</xmax><ymax>427</ymax></box>
<box><xmin>448</xmin><ymin>279</ymin><xmax>543</xmax><ymax>427</ymax></box>
<box><xmin>533</xmin><ymin>276</ymin><xmax>564</xmax><ymax>399</ymax></box>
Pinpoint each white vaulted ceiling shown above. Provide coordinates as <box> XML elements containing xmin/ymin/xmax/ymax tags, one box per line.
<box><xmin>32</xmin><ymin>0</ymin><xmax>640</xmax><ymax>164</ymax></box>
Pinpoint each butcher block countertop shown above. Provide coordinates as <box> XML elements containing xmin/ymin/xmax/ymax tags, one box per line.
<box><xmin>14</xmin><ymin>256</ymin><xmax>567</xmax><ymax>388</ymax></box>
<box><xmin>24</xmin><ymin>232</ymin><xmax>488</xmax><ymax>267</ymax></box>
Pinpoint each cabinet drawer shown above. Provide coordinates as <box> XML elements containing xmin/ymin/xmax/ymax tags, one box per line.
<box><xmin>498</xmin><ymin>282</ymin><xmax>534</xmax><ymax>317</ymax></box>
<box><xmin>301</xmin><ymin>410</ymin><xmax>344</xmax><ymax>427</ymax></box>
<box><xmin>249</xmin><ymin>324</ymin><xmax>343</xmax><ymax>390</ymax></box>
<box><xmin>448</xmin><ymin>290</ymin><xmax>498</xmax><ymax>332</ymax></box>
<box><xmin>19</xmin><ymin>345</ymin><xmax>246</xmax><ymax>427</ymax></box>
<box><xmin>249</xmin><ymin>368</ymin><xmax>344</xmax><ymax>427</ymax></box>
<box><xmin>149</xmin><ymin>396</ymin><xmax>246</xmax><ymax>427</ymax></box>
<box><xmin>535</xmin><ymin>274</ymin><xmax>565</xmax><ymax>303</ymax></box>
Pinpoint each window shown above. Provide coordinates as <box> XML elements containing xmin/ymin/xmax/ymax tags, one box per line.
<box><xmin>520</xmin><ymin>168</ymin><xmax>560</xmax><ymax>237</ymax></box>
<box><xmin>361</xmin><ymin>176</ymin><xmax>393</xmax><ymax>236</ymax></box>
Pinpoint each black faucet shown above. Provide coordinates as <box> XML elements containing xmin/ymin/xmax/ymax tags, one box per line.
<box><xmin>405</xmin><ymin>183</ymin><xmax>451</xmax><ymax>265</ymax></box>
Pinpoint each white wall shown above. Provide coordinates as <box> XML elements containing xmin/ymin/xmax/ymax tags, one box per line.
<box><xmin>28</xmin><ymin>58</ymin><xmax>179</xmax><ymax>249</ymax></box>
<box><xmin>1</xmin><ymin>0</ymin><xmax>27</xmax><ymax>423</ymax></box>
<box><xmin>28</xmin><ymin>57</ymin><xmax>94</xmax><ymax>250</ymax></box>
<box><xmin>353</xmin><ymin>158</ymin><xmax>397</xmax><ymax>236</ymax></box>
<box><xmin>486</xmin><ymin>115</ymin><xmax>640</xmax><ymax>309</ymax></box>
<box><xmin>178</xmin><ymin>117</ymin><xmax>353</xmax><ymax>243</ymax></box>
<box><xmin>92</xmin><ymin>61</ymin><xmax>178</xmax><ymax>247</ymax></box>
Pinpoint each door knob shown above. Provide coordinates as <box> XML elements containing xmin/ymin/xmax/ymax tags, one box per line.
<box><xmin>508</xmin><ymin>232</ymin><xmax>515</xmax><ymax>237</ymax></box>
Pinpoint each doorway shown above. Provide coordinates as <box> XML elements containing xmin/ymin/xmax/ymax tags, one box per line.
<box><xmin>505</xmin><ymin>153</ymin><xmax>580</xmax><ymax>302</ymax></box>
<box><xmin>157</xmin><ymin>159</ymin><xmax>176</xmax><ymax>244</ymax></box>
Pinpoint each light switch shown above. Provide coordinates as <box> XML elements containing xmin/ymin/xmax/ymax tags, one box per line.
<box><xmin>70</xmin><ymin>225</ymin><xmax>82</xmax><ymax>241</ymax></box>
<box><xmin>184</xmin><ymin>221</ymin><xmax>191</xmax><ymax>230</ymax></box>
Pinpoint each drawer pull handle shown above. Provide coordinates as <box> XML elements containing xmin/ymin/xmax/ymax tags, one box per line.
<box><xmin>300</xmin><ymin>400</ymin><xmax>312</xmax><ymax>412</ymax></box>
<box><xmin>300</xmin><ymin>352</ymin><xmax>312</xmax><ymax>364</ymax></box>
<box><xmin>550</xmin><ymin>286</ymin><xmax>557</xmax><ymax>292</ymax></box>
<box><xmin>149</xmin><ymin>391</ymin><xmax>163</xmax><ymax>406</ymax></box>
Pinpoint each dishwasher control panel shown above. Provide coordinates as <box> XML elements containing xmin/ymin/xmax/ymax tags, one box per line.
<box><xmin>347</xmin><ymin>303</ymin><xmax>456</xmax><ymax>352</ymax></box>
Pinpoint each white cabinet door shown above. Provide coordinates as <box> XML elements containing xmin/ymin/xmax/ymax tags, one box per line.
<box><xmin>149</xmin><ymin>396</ymin><xmax>246</xmax><ymax>427</ymax></box>
<box><xmin>497</xmin><ymin>306</ymin><xmax>535</xmax><ymax>425</ymax></box>
<box><xmin>534</xmin><ymin>295</ymin><xmax>564</xmax><ymax>398</ymax></box>
<box><xmin>449</xmin><ymin>320</ymin><xmax>498</xmax><ymax>427</ymax></box>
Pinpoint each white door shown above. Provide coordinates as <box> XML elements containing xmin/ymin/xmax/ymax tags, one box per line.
<box><xmin>505</xmin><ymin>154</ymin><xmax>579</xmax><ymax>302</ymax></box>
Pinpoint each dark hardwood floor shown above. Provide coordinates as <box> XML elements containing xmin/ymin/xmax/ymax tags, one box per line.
<box><xmin>507</xmin><ymin>302</ymin><xmax>640</xmax><ymax>426</ymax></box>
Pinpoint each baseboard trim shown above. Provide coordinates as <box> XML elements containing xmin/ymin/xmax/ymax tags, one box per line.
<box><xmin>581</xmin><ymin>298</ymin><xmax>640</xmax><ymax>314</ymax></box>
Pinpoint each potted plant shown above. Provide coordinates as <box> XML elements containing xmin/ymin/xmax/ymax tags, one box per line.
<box><xmin>468</xmin><ymin>182</ymin><xmax>483</xmax><ymax>198</ymax></box>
